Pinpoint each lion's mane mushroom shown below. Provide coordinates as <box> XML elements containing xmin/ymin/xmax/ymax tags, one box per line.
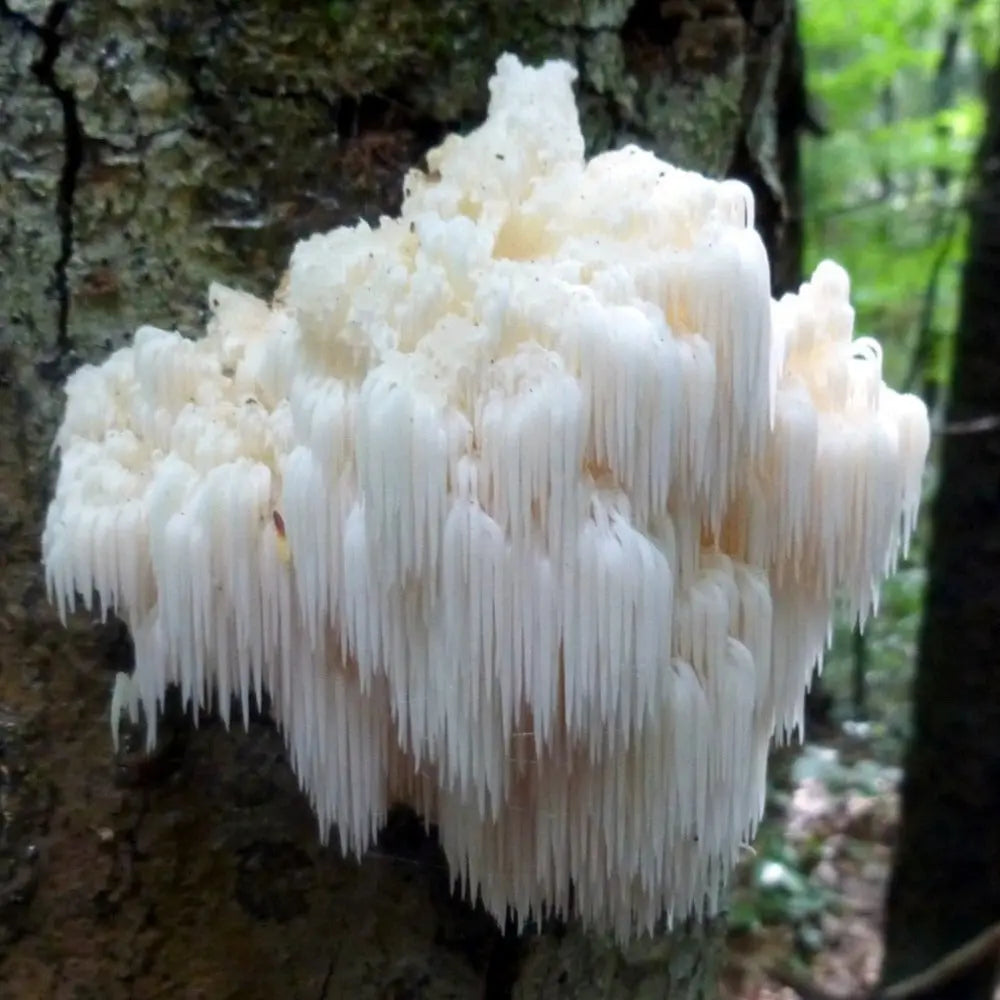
<box><xmin>43</xmin><ymin>54</ymin><xmax>930</xmax><ymax>941</ymax></box>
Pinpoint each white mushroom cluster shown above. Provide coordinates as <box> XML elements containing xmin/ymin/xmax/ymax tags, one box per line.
<box><xmin>43</xmin><ymin>54</ymin><xmax>929</xmax><ymax>940</ymax></box>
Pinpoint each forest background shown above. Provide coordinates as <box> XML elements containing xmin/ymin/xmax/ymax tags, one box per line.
<box><xmin>725</xmin><ymin>0</ymin><xmax>1000</xmax><ymax>993</ymax></box>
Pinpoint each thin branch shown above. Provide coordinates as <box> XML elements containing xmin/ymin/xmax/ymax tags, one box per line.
<box><xmin>883</xmin><ymin>920</ymin><xmax>1000</xmax><ymax>999</ymax></box>
<box><xmin>814</xmin><ymin>187</ymin><xmax>1000</xmax><ymax>223</ymax></box>
<box><xmin>933</xmin><ymin>413</ymin><xmax>1000</xmax><ymax>435</ymax></box>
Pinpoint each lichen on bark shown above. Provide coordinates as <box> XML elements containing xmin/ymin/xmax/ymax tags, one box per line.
<box><xmin>0</xmin><ymin>1</ymin><xmax>790</xmax><ymax>995</ymax></box>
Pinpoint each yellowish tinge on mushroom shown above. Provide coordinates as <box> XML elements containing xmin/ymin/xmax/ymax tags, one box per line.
<box><xmin>42</xmin><ymin>53</ymin><xmax>930</xmax><ymax>943</ymax></box>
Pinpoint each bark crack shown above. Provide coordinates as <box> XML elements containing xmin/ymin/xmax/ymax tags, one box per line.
<box><xmin>1</xmin><ymin>0</ymin><xmax>82</xmax><ymax>352</ymax></box>
<box><xmin>315</xmin><ymin>957</ymin><xmax>335</xmax><ymax>1000</ymax></box>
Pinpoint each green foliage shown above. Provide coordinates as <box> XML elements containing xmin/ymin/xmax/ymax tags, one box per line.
<box><xmin>791</xmin><ymin>744</ymin><xmax>902</xmax><ymax>796</ymax></box>
<box><xmin>729</xmin><ymin>750</ymin><xmax>899</xmax><ymax>954</ymax></box>
<box><xmin>800</xmin><ymin>0</ymin><xmax>991</xmax><ymax>393</ymax></box>
<box><xmin>728</xmin><ymin>822</ymin><xmax>833</xmax><ymax>943</ymax></box>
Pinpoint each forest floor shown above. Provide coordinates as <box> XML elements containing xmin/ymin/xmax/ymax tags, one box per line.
<box><xmin>719</xmin><ymin>738</ymin><xmax>900</xmax><ymax>1000</ymax></box>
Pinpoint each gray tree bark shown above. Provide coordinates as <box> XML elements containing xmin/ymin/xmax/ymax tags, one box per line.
<box><xmin>0</xmin><ymin>1</ymin><xmax>793</xmax><ymax>996</ymax></box>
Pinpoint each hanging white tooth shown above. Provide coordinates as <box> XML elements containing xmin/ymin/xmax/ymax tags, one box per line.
<box><xmin>40</xmin><ymin>55</ymin><xmax>930</xmax><ymax>946</ymax></box>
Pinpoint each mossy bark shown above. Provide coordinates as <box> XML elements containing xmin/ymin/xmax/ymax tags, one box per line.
<box><xmin>0</xmin><ymin>1</ymin><xmax>793</xmax><ymax>995</ymax></box>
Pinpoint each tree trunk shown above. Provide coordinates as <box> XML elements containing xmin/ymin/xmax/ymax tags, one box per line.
<box><xmin>880</xmin><ymin>30</ymin><xmax>1000</xmax><ymax>1000</ymax></box>
<box><xmin>0</xmin><ymin>1</ymin><xmax>794</xmax><ymax>996</ymax></box>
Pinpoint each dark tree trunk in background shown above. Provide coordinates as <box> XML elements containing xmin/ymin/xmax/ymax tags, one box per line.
<box><xmin>0</xmin><ymin>1</ymin><xmax>797</xmax><ymax>996</ymax></box>
<box><xmin>881</xmin><ymin>32</ymin><xmax>1000</xmax><ymax>1000</ymax></box>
